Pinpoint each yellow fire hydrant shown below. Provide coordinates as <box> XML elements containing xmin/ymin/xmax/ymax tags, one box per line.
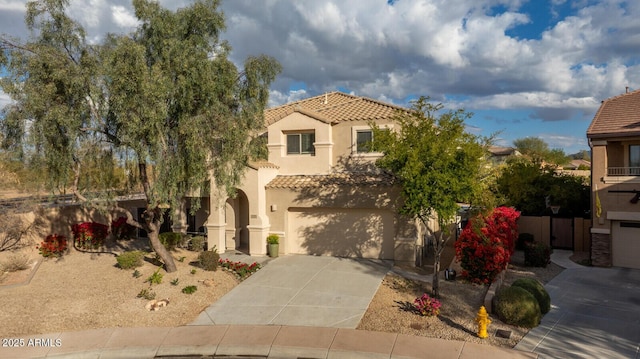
<box><xmin>475</xmin><ymin>306</ymin><xmax>491</xmax><ymax>339</ymax></box>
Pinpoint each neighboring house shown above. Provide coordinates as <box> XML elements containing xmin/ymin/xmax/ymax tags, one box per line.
<box><xmin>178</xmin><ymin>92</ymin><xmax>428</xmax><ymax>264</ymax></box>
<box><xmin>487</xmin><ymin>146</ymin><xmax>521</xmax><ymax>165</ymax></box>
<box><xmin>587</xmin><ymin>88</ymin><xmax>640</xmax><ymax>269</ymax></box>
<box><xmin>563</xmin><ymin>159</ymin><xmax>591</xmax><ymax>170</ymax></box>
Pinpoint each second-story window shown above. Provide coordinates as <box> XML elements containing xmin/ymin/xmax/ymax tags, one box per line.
<box><xmin>286</xmin><ymin>132</ymin><xmax>315</xmax><ymax>155</ymax></box>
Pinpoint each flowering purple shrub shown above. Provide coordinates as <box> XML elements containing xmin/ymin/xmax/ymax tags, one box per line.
<box><xmin>414</xmin><ymin>293</ymin><xmax>441</xmax><ymax>316</ymax></box>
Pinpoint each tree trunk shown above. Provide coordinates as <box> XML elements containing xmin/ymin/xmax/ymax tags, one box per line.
<box><xmin>432</xmin><ymin>231</ymin><xmax>447</xmax><ymax>298</ymax></box>
<box><xmin>148</xmin><ymin>229</ymin><xmax>177</xmax><ymax>273</ymax></box>
<box><xmin>432</xmin><ymin>251</ymin><xmax>441</xmax><ymax>297</ymax></box>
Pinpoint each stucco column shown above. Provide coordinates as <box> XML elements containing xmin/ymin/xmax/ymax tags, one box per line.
<box><xmin>244</xmin><ymin>166</ymin><xmax>279</xmax><ymax>256</ymax></box>
<box><xmin>206</xmin><ymin>202</ymin><xmax>226</xmax><ymax>253</ymax></box>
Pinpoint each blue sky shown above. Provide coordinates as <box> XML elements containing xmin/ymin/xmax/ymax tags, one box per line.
<box><xmin>1</xmin><ymin>0</ymin><xmax>639</xmax><ymax>155</ymax></box>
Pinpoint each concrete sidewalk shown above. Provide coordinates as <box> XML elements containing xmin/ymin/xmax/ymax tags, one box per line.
<box><xmin>191</xmin><ymin>255</ymin><xmax>391</xmax><ymax>328</ymax></box>
<box><xmin>3</xmin><ymin>325</ymin><xmax>538</xmax><ymax>359</ymax></box>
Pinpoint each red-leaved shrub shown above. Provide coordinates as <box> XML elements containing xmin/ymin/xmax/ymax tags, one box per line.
<box><xmin>454</xmin><ymin>206</ymin><xmax>520</xmax><ymax>284</ymax></box>
<box><xmin>37</xmin><ymin>234</ymin><xmax>68</xmax><ymax>257</ymax></box>
<box><xmin>71</xmin><ymin>222</ymin><xmax>109</xmax><ymax>250</ymax></box>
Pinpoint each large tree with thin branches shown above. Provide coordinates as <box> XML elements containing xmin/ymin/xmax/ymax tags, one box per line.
<box><xmin>0</xmin><ymin>0</ymin><xmax>280</xmax><ymax>272</ymax></box>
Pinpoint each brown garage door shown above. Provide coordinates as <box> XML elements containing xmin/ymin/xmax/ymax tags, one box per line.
<box><xmin>612</xmin><ymin>221</ymin><xmax>640</xmax><ymax>269</ymax></box>
<box><xmin>287</xmin><ymin>207</ymin><xmax>395</xmax><ymax>259</ymax></box>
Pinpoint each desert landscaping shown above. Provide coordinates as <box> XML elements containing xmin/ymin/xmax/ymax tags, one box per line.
<box><xmin>1</xmin><ymin>234</ymin><xmax>564</xmax><ymax>350</ymax></box>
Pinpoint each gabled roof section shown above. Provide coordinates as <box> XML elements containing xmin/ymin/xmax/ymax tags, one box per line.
<box><xmin>587</xmin><ymin>89</ymin><xmax>640</xmax><ymax>139</ymax></box>
<box><xmin>264</xmin><ymin>91</ymin><xmax>407</xmax><ymax>126</ymax></box>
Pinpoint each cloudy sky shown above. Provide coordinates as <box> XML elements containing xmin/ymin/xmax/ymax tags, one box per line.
<box><xmin>1</xmin><ymin>0</ymin><xmax>639</xmax><ymax>154</ymax></box>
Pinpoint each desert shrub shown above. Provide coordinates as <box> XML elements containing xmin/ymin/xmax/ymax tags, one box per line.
<box><xmin>116</xmin><ymin>250</ymin><xmax>145</xmax><ymax>269</ymax></box>
<box><xmin>137</xmin><ymin>288</ymin><xmax>156</xmax><ymax>300</ymax></box>
<box><xmin>189</xmin><ymin>235</ymin><xmax>205</xmax><ymax>252</ymax></box>
<box><xmin>0</xmin><ymin>214</ymin><xmax>32</xmax><ymax>252</ymax></box>
<box><xmin>511</xmin><ymin>278</ymin><xmax>551</xmax><ymax>314</ymax></box>
<box><xmin>454</xmin><ymin>206</ymin><xmax>520</xmax><ymax>284</ymax></box>
<box><xmin>182</xmin><ymin>285</ymin><xmax>197</xmax><ymax>294</ymax></box>
<box><xmin>493</xmin><ymin>286</ymin><xmax>541</xmax><ymax>328</ymax></box>
<box><xmin>524</xmin><ymin>241</ymin><xmax>552</xmax><ymax>267</ymax></box>
<box><xmin>147</xmin><ymin>269</ymin><xmax>163</xmax><ymax>285</ymax></box>
<box><xmin>111</xmin><ymin>217</ymin><xmax>137</xmax><ymax>240</ymax></box>
<box><xmin>198</xmin><ymin>246</ymin><xmax>220</xmax><ymax>271</ymax></box>
<box><xmin>413</xmin><ymin>293</ymin><xmax>441</xmax><ymax>316</ymax></box>
<box><xmin>37</xmin><ymin>234</ymin><xmax>68</xmax><ymax>257</ymax></box>
<box><xmin>159</xmin><ymin>232</ymin><xmax>185</xmax><ymax>251</ymax></box>
<box><xmin>516</xmin><ymin>233</ymin><xmax>535</xmax><ymax>251</ymax></box>
<box><xmin>72</xmin><ymin>222</ymin><xmax>109</xmax><ymax>250</ymax></box>
<box><xmin>0</xmin><ymin>253</ymin><xmax>30</xmax><ymax>272</ymax></box>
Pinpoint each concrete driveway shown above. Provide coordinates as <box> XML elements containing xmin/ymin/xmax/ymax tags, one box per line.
<box><xmin>516</xmin><ymin>260</ymin><xmax>640</xmax><ymax>358</ymax></box>
<box><xmin>190</xmin><ymin>255</ymin><xmax>391</xmax><ymax>328</ymax></box>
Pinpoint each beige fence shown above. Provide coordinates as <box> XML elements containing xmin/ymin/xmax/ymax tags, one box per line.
<box><xmin>518</xmin><ymin>216</ymin><xmax>591</xmax><ymax>252</ymax></box>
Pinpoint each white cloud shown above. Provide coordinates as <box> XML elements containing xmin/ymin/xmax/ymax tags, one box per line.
<box><xmin>111</xmin><ymin>5</ymin><xmax>139</xmax><ymax>28</ymax></box>
<box><xmin>0</xmin><ymin>0</ymin><xmax>24</xmax><ymax>11</ymax></box>
<box><xmin>2</xmin><ymin>0</ymin><xmax>639</xmax><ymax>151</ymax></box>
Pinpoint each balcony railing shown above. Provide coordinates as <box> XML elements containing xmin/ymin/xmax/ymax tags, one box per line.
<box><xmin>607</xmin><ymin>167</ymin><xmax>640</xmax><ymax>176</ymax></box>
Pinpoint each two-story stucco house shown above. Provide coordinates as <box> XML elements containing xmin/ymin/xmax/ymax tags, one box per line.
<box><xmin>587</xmin><ymin>89</ymin><xmax>640</xmax><ymax>269</ymax></box>
<box><xmin>178</xmin><ymin>92</ymin><xmax>426</xmax><ymax>264</ymax></box>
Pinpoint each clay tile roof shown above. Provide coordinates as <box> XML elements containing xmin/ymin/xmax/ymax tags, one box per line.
<box><xmin>488</xmin><ymin>146</ymin><xmax>519</xmax><ymax>156</ymax></box>
<box><xmin>264</xmin><ymin>91</ymin><xmax>407</xmax><ymax>126</ymax></box>
<box><xmin>247</xmin><ymin>161</ymin><xmax>279</xmax><ymax>170</ymax></box>
<box><xmin>587</xmin><ymin>89</ymin><xmax>640</xmax><ymax>139</ymax></box>
<box><xmin>266</xmin><ymin>171</ymin><xmax>396</xmax><ymax>189</ymax></box>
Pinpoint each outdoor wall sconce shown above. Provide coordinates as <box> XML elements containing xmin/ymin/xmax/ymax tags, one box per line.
<box><xmin>631</xmin><ymin>193</ymin><xmax>640</xmax><ymax>204</ymax></box>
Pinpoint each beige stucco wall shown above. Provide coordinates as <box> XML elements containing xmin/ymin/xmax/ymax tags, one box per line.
<box><xmin>331</xmin><ymin>119</ymin><xmax>395</xmax><ymax>169</ymax></box>
<box><xmin>267</xmin><ymin>112</ymin><xmax>332</xmax><ymax>174</ymax></box>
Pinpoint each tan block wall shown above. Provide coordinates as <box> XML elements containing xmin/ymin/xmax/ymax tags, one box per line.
<box><xmin>517</xmin><ymin>216</ymin><xmax>551</xmax><ymax>247</ymax></box>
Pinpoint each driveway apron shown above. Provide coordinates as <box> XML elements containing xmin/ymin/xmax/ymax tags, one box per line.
<box><xmin>190</xmin><ymin>255</ymin><xmax>391</xmax><ymax>328</ymax></box>
<box><xmin>516</xmin><ymin>264</ymin><xmax>640</xmax><ymax>359</ymax></box>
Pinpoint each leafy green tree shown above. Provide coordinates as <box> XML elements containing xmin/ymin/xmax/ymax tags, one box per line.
<box><xmin>0</xmin><ymin>0</ymin><xmax>280</xmax><ymax>272</ymax></box>
<box><xmin>513</xmin><ymin>137</ymin><xmax>569</xmax><ymax>165</ymax></box>
<box><xmin>372</xmin><ymin>97</ymin><xmax>490</xmax><ymax>297</ymax></box>
<box><xmin>496</xmin><ymin>157</ymin><xmax>590</xmax><ymax>217</ymax></box>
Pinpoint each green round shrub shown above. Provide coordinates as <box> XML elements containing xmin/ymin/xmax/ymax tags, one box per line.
<box><xmin>159</xmin><ymin>232</ymin><xmax>186</xmax><ymax>251</ymax></box>
<box><xmin>198</xmin><ymin>249</ymin><xmax>220</xmax><ymax>271</ymax></box>
<box><xmin>524</xmin><ymin>241</ymin><xmax>552</xmax><ymax>267</ymax></box>
<box><xmin>189</xmin><ymin>235</ymin><xmax>206</xmax><ymax>252</ymax></box>
<box><xmin>493</xmin><ymin>286</ymin><xmax>541</xmax><ymax>328</ymax></box>
<box><xmin>511</xmin><ymin>278</ymin><xmax>551</xmax><ymax>314</ymax></box>
<box><xmin>116</xmin><ymin>250</ymin><xmax>145</xmax><ymax>269</ymax></box>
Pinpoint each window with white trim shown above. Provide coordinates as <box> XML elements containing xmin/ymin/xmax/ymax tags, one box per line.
<box><xmin>352</xmin><ymin>126</ymin><xmax>390</xmax><ymax>154</ymax></box>
<box><xmin>286</xmin><ymin>132</ymin><xmax>315</xmax><ymax>155</ymax></box>
<box><xmin>356</xmin><ymin>130</ymin><xmax>374</xmax><ymax>153</ymax></box>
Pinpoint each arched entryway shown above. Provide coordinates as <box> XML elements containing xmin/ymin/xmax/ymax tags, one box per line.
<box><xmin>225</xmin><ymin>189</ymin><xmax>250</xmax><ymax>253</ymax></box>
